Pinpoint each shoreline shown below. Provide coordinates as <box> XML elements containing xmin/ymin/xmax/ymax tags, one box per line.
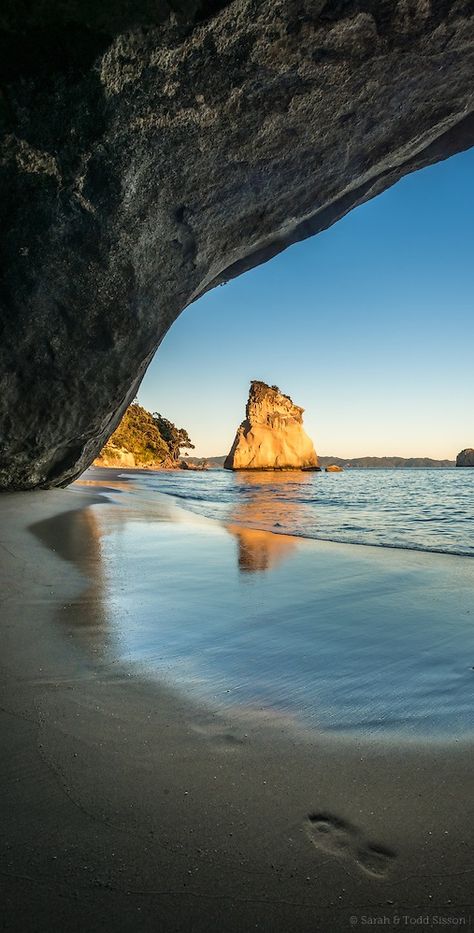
<box><xmin>1</xmin><ymin>473</ymin><xmax>473</xmax><ymax>931</ymax></box>
<box><xmin>77</xmin><ymin>469</ymin><xmax>474</xmax><ymax>743</ymax></box>
<box><xmin>93</xmin><ymin>465</ymin><xmax>474</xmax><ymax>561</ymax></box>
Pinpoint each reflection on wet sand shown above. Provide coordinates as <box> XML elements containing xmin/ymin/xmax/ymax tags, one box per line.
<box><xmin>28</xmin><ymin>490</ymin><xmax>183</xmax><ymax>664</ymax></box>
<box><xmin>226</xmin><ymin>471</ymin><xmax>311</xmax><ymax>573</ymax></box>
<box><xmin>29</xmin><ymin>506</ymin><xmax>110</xmax><ymax>656</ymax></box>
<box><xmin>227</xmin><ymin>524</ymin><xmax>297</xmax><ymax>573</ymax></box>
<box><xmin>75</xmin><ymin>475</ymin><xmax>132</xmax><ymax>494</ymax></box>
<box><xmin>24</xmin><ymin>474</ymin><xmax>474</xmax><ymax>741</ymax></box>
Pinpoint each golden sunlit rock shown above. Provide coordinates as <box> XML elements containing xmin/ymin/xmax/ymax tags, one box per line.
<box><xmin>225</xmin><ymin>382</ymin><xmax>319</xmax><ymax>471</ymax></box>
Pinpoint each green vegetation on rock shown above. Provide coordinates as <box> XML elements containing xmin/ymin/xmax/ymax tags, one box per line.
<box><xmin>95</xmin><ymin>403</ymin><xmax>193</xmax><ymax>469</ymax></box>
<box><xmin>152</xmin><ymin>414</ymin><xmax>195</xmax><ymax>462</ymax></box>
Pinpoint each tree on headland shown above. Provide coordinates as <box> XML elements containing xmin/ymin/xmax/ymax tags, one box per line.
<box><xmin>95</xmin><ymin>402</ymin><xmax>194</xmax><ymax>468</ymax></box>
<box><xmin>152</xmin><ymin>413</ymin><xmax>195</xmax><ymax>461</ymax></box>
<box><xmin>99</xmin><ymin>402</ymin><xmax>171</xmax><ymax>465</ymax></box>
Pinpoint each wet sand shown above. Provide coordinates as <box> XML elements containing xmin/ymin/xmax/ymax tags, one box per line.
<box><xmin>1</xmin><ymin>470</ymin><xmax>473</xmax><ymax>932</ymax></box>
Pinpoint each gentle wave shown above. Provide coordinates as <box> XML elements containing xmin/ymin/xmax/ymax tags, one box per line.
<box><xmin>126</xmin><ymin>468</ymin><xmax>474</xmax><ymax>557</ymax></box>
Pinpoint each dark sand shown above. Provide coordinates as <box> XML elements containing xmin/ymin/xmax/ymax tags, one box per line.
<box><xmin>1</xmin><ymin>469</ymin><xmax>473</xmax><ymax>932</ymax></box>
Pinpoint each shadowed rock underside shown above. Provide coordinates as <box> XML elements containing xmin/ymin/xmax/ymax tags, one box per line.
<box><xmin>1</xmin><ymin>0</ymin><xmax>473</xmax><ymax>487</ymax></box>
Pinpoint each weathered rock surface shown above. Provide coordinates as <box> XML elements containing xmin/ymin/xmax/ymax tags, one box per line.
<box><xmin>94</xmin><ymin>446</ymin><xmax>138</xmax><ymax>469</ymax></box>
<box><xmin>456</xmin><ymin>449</ymin><xmax>474</xmax><ymax>467</ymax></box>
<box><xmin>224</xmin><ymin>381</ymin><xmax>318</xmax><ymax>470</ymax></box>
<box><xmin>1</xmin><ymin>1</ymin><xmax>474</xmax><ymax>488</ymax></box>
<box><xmin>325</xmin><ymin>464</ymin><xmax>343</xmax><ymax>472</ymax></box>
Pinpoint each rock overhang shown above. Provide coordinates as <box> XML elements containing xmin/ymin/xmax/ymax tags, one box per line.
<box><xmin>1</xmin><ymin>0</ymin><xmax>473</xmax><ymax>488</ymax></box>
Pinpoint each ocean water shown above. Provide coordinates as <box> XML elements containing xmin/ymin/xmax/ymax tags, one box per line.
<box><xmin>125</xmin><ymin>467</ymin><xmax>474</xmax><ymax>557</ymax></box>
<box><xmin>73</xmin><ymin>468</ymin><xmax>474</xmax><ymax>738</ymax></box>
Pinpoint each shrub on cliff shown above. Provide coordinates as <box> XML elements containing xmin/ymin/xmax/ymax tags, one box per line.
<box><xmin>152</xmin><ymin>413</ymin><xmax>195</xmax><ymax>461</ymax></box>
<box><xmin>99</xmin><ymin>403</ymin><xmax>172</xmax><ymax>465</ymax></box>
<box><xmin>96</xmin><ymin>402</ymin><xmax>195</xmax><ymax>467</ymax></box>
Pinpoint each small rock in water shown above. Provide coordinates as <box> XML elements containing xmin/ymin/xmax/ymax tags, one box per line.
<box><xmin>456</xmin><ymin>448</ymin><xmax>474</xmax><ymax>467</ymax></box>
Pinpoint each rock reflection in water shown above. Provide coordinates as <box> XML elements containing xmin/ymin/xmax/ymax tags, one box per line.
<box><xmin>226</xmin><ymin>470</ymin><xmax>311</xmax><ymax>573</ymax></box>
<box><xmin>227</xmin><ymin>524</ymin><xmax>296</xmax><ymax>573</ymax></box>
<box><xmin>30</xmin><ymin>505</ymin><xmax>110</xmax><ymax>656</ymax></box>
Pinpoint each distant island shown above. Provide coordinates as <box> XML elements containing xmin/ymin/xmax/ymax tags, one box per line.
<box><xmin>456</xmin><ymin>449</ymin><xmax>474</xmax><ymax>467</ymax></box>
<box><xmin>94</xmin><ymin>403</ymin><xmax>195</xmax><ymax>470</ymax></box>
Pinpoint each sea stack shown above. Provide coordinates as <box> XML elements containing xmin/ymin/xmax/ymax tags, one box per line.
<box><xmin>456</xmin><ymin>449</ymin><xmax>474</xmax><ymax>467</ymax></box>
<box><xmin>225</xmin><ymin>381</ymin><xmax>319</xmax><ymax>471</ymax></box>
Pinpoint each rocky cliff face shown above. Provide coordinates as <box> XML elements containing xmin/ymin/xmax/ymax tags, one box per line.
<box><xmin>225</xmin><ymin>382</ymin><xmax>318</xmax><ymax>471</ymax></box>
<box><xmin>1</xmin><ymin>2</ymin><xmax>474</xmax><ymax>488</ymax></box>
<box><xmin>93</xmin><ymin>446</ymin><xmax>176</xmax><ymax>470</ymax></box>
<box><xmin>456</xmin><ymin>449</ymin><xmax>474</xmax><ymax>467</ymax></box>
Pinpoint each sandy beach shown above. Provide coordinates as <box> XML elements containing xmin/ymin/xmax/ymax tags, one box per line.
<box><xmin>1</xmin><ymin>469</ymin><xmax>473</xmax><ymax>932</ymax></box>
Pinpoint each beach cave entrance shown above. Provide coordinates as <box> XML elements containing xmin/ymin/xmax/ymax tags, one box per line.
<box><xmin>1</xmin><ymin>1</ymin><xmax>473</xmax><ymax>489</ymax></box>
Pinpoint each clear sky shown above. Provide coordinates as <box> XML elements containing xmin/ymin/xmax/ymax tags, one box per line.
<box><xmin>139</xmin><ymin>147</ymin><xmax>474</xmax><ymax>459</ymax></box>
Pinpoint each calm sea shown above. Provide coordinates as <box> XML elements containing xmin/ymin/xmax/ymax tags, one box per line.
<box><xmin>128</xmin><ymin>467</ymin><xmax>473</xmax><ymax>557</ymax></box>
<box><xmin>78</xmin><ymin>466</ymin><xmax>474</xmax><ymax>738</ymax></box>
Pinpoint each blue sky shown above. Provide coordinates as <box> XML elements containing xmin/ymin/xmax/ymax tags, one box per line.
<box><xmin>139</xmin><ymin>148</ymin><xmax>474</xmax><ymax>459</ymax></box>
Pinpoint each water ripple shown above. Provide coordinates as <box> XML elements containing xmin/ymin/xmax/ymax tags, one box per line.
<box><xmin>131</xmin><ymin>468</ymin><xmax>474</xmax><ymax>557</ymax></box>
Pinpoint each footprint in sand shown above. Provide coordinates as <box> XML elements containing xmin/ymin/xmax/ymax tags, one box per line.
<box><xmin>191</xmin><ymin>723</ymin><xmax>246</xmax><ymax>749</ymax></box>
<box><xmin>306</xmin><ymin>813</ymin><xmax>355</xmax><ymax>856</ymax></box>
<box><xmin>306</xmin><ymin>812</ymin><xmax>396</xmax><ymax>878</ymax></box>
<box><xmin>355</xmin><ymin>842</ymin><xmax>396</xmax><ymax>877</ymax></box>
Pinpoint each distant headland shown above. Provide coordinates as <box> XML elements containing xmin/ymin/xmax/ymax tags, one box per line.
<box><xmin>94</xmin><ymin>403</ymin><xmax>196</xmax><ymax>471</ymax></box>
<box><xmin>191</xmin><ymin>455</ymin><xmax>456</xmax><ymax>470</ymax></box>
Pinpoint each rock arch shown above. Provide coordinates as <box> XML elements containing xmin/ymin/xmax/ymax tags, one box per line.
<box><xmin>1</xmin><ymin>0</ymin><xmax>473</xmax><ymax>488</ymax></box>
